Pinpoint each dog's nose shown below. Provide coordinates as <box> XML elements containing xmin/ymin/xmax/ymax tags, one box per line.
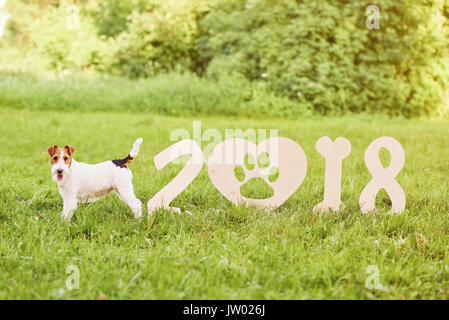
<box><xmin>57</xmin><ymin>170</ymin><xmax>63</xmax><ymax>175</ymax></box>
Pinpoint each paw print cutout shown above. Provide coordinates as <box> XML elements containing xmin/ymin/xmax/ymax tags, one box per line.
<box><xmin>234</xmin><ymin>153</ymin><xmax>280</xmax><ymax>199</ymax></box>
<box><xmin>208</xmin><ymin>137</ymin><xmax>307</xmax><ymax>210</ymax></box>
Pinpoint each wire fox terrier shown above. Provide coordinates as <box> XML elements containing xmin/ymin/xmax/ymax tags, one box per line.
<box><xmin>48</xmin><ymin>138</ymin><xmax>143</xmax><ymax>221</ymax></box>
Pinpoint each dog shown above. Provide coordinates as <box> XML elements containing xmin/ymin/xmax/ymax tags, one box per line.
<box><xmin>48</xmin><ymin>138</ymin><xmax>143</xmax><ymax>221</ymax></box>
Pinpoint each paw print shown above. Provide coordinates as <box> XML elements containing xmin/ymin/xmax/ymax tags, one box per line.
<box><xmin>233</xmin><ymin>152</ymin><xmax>279</xmax><ymax>198</ymax></box>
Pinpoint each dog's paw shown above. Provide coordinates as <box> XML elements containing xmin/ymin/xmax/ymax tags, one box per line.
<box><xmin>133</xmin><ymin>200</ymin><xmax>143</xmax><ymax>219</ymax></box>
<box><xmin>234</xmin><ymin>153</ymin><xmax>279</xmax><ymax>199</ymax></box>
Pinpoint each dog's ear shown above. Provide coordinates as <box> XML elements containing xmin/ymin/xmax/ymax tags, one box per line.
<box><xmin>48</xmin><ymin>145</ymin><xmax>58</xmax><ymax>157</ymax></box>
<box><xmin>64</xmin><ymin>145</ymin><xmax>75</xmax><ymax>156</ymax></box>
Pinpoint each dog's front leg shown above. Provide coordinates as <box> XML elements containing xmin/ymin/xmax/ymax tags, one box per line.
<box><xmin>62</xmin><ymin>197</ymin><xmax>78</xmax><ymax>221</ymax></box>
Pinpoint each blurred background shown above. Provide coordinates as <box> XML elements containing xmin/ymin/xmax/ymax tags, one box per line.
<box><xmin>0</xmin><ymin>0</ymin><xmax>448</xmax><ymax>118</ymax></box>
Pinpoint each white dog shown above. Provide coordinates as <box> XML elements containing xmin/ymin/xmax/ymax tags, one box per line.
<box><xmin>48</xmin><ymin>138</ymin><xmax>143</xmax><ymax>221</ymax></box>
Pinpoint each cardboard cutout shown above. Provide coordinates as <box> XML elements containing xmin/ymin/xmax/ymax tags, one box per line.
<box><xmin>147</xmin><ymin>140</ymin><xmax>204</xmax><ymax>215</ymax></box>
<box><xmin>359</xmin><ymin>136</ymin><xmax>405</xmax><ymax>214</ymax></box>
<box><xmin>208</xmin><ymin>137</ymin><xmax>307</xmax><ymax>210</ymax></box>
<box><xmin>313</xmin><ymin>137</ymin><xmax>351</xmax><ymax>212</ymax></box>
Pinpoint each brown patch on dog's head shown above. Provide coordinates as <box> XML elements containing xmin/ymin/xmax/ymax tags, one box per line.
<box><xmin>48</xmin><ymin>145</ymin><xmax>60</xmax><ymax>164</ymax></box>
<box><xmin>64</xmin><ymin>145</ymin><xmax>75</xmax><ymax>157</ymax></box>
<box><xmin>48</xmin><ymin>145</ymin><xmax>58</xmax><ymax>157</ymax></box>
<box><xmin>47</xmin><ymin>145</ymin><xmax>75</xmax><ymax>167</ymax></box>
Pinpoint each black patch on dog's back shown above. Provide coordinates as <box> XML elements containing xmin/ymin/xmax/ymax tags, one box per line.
<box><xmin>112</xmin><ymin>154</ymin><xmax>134</xmax><ymax>168</ymax></box>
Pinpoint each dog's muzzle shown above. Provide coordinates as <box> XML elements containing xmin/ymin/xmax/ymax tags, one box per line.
<box><xmin>52</xmin><ymin>167</ymin><xmax>67</xmax><ymax>182</ymax></box>
<box><xmin>57</xmin><ymin>170</ymin><xmax>64</xmax><ymax>181</ymax></box>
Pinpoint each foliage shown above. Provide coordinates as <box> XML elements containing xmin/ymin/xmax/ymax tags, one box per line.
<box><xmin>112</xmin><ymin>0</ymin><xmax>210</xmax><ymax>78</ymax></box>
<box><xmin>92</xmin><ymin>0</ymin><xmax>147</xmax><ymax>38</ymax></box>
<box><xmin>1</xmin><ymin>1</ymin><xmax>113</xmax><ymax>76</ymax></box>
<box><xmin>1</xmin><ymin>0</ymin><xmax>449</xmax><ymax>117</ymax></box>
<box><xmin>202</xmin><ymin>0</ymin><xmax>449</xmax><ymax>117</ymax></box>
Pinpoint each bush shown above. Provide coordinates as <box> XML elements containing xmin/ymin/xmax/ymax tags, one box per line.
<box><xmin>0</xmin><ymin>1</ymin><xmax>114</xmax><ymax>76</ymax></box>
<box><xmin>201</xmin><ymin>0</ymin><xmax>449</xmax><ymax>117</ymax></box>
<box><xmin>1</xmin><ymin>0</ymin><xmax>448</xmax><ymax>117</ymax></box>
<box><xmin>112</xmin><ymin>0</ymin><xmax>210</xmax><ymax>78</ymax></box>
<box><xmin>92</xmin><ymin>0</ymin><xmax>147</xmax><ymax>38</ymax></box>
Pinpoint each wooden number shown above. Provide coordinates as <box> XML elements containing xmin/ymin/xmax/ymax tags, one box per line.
<box><xmin>147</xmin><ymin>140</ymin><xmax>204</xmax><ymax>215</ymax></box>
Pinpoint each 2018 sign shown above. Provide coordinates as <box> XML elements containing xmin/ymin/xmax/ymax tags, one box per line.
<box><xmin>147</xmin><ymin>136</ymin><xmax>405</xmax><ymax>215</ymax></box>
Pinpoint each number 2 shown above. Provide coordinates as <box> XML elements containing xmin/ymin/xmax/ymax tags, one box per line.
<box><xmin>147</xmin><ymin>140</ymin><xmax>204</xmax><ymax>215</ymax></box>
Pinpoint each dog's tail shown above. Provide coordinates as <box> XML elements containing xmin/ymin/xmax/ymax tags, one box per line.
<box><xmin>112</xmin><ymin>138</ymin><xmax>143</xmax><ymax>168</ymax></box>
<box><xmin>130</xmin><ymin>138</ymin><xmax>143</xmax><ymax>158</ymax></box>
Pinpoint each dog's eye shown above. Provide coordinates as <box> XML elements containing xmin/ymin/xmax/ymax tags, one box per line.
<box><xmin>53</xmin><ymin>156</ymin><xmax>58</xmax><ymax>161</ymax></box>
<box><xmin>64</xmin><ymin>157</ymin><xmax>68</xmax><ymax>161</ymax></box>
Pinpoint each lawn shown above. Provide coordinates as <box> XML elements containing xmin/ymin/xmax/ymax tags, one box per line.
<box><xmin>1</xmin><ymin>107</ymin><xmax>449</xmax><ymax>299</ymax></box>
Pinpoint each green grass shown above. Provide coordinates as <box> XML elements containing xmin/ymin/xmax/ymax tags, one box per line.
<box><xmin>1</xmin><ymin>107</ymin><xmax>449</xmax><ymax>299</ymax></box>
<box><xmin>0</xmin><ymin>73</ymin><xmax>310</xmax><ymax>118</ymax></box>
